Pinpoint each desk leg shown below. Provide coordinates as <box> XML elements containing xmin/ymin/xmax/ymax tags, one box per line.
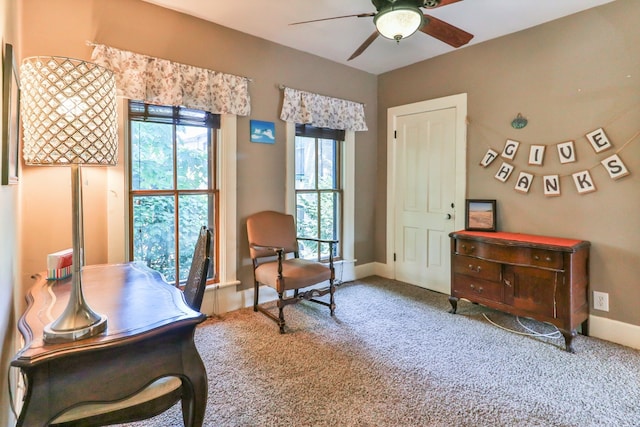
<box><xmin>16</xmin><ymin>369</ymin><xmax>50</xmax><ymax>427</ymax></box>
<box><xmin>181</xmin><ymin>330</ymin><xmax>208</xmax><ymax>426</ymax></box>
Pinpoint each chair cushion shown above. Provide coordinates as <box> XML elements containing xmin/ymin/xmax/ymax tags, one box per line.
<box><xmin>50</xmin><ymin>376</ymin><xmax>182</xmax><ymax>423</ymax></box>
<box><xmin>255</xmin><ymin>259</ymin><xmax>331</xmax><ymax>292</ymax></box>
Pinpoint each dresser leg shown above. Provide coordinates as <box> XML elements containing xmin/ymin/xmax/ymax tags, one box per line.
<box><xmin>448</xmin><ymin>296</ymin><xmax>459</xmax><ymax>314</ymax></box>
<box><xmin>561</xmin><ymin>329</ymin><xmax>578</xmax><ymax>353</ymax></box>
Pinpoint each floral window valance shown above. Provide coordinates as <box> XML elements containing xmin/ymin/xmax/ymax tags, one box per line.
<box><xmin>280</xmin><ymin>87</ymin><xmax>368</xmax><ymax>132</ymax></box>
<box><xmin>91</xmin><ymin>44</ymin><xmax>250</xmax><ymax>116</ymax></box>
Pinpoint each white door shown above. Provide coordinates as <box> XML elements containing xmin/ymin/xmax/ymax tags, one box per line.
<box><xmin>390</xmin><ymin>97</ymin><xmax>465</xmax><ymax>294</ymax></box>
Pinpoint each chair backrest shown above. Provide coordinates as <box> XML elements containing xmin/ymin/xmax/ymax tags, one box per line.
<box><xmin>247</xmin><ymin>211</ymin><xmax>298</xmax><ymax>260</ymax></box>
<box><xmin>183</xmin><ymin>226</ymin><xmax>212</xmax><ymax>311</ymax></box>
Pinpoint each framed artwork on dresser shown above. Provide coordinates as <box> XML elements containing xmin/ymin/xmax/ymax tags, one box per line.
<box><xmin>465</xmin><ymin>199</ymin><xmax>497</xmax><ymax>231</ymax></box>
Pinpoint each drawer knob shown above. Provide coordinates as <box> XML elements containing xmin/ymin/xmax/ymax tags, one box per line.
<box><xmin>546</xmin><ymin>256</ymin><xmax>552</xmax><ymax>262</ymax></box>
<box><xmin>469</xmin><ymin>284</ymin><xmax>483</xmax><ymax>293</ymax></box>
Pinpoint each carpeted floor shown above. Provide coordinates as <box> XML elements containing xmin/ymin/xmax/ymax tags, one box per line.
<box><xmin>116</xmin><ymin>276</ymin><xmax>640</xmax><ymax>426</ymax></box>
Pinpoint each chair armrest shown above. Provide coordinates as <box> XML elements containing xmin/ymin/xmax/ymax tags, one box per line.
<box><xmin>297</xmin><ymin>237</ymin><xmax>338</xmax><ymax>245</ymax></box>
<box><xmin>296</xmin><ymin>238</ymin><xmax>338</xmax><ymax>267</ymax></box>
<box><xmin>250</xmin><ymin>244</ymin><xmax>287</xmax><ymax>276</ymax></box>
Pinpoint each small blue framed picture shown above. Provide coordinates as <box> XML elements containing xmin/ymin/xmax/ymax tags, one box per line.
<box><xmin>250</xmin><ymin>120</ymin><xmax>275</xmax><ymax>144</ymax></box>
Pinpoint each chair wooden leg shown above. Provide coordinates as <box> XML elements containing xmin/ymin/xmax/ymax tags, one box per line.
<box><xmin>329</xmin><ymin>279</ymin><xmax>336</xmax><ymax>316</ymax></box>
<box><xmin>253</xmin><ymin>281</ymin><xmax>259</xmax><ymax>312</ymax></box>
<box><xmin>277</xmin><ymin>292</ymin><xmax>286</xmax><ymax>334</ymax></box>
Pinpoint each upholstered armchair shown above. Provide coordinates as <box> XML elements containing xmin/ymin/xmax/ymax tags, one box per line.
<box><xmin>246</xmin><ymin>210</ymin><xmax>338</xmax><ymax>333</ymax></box>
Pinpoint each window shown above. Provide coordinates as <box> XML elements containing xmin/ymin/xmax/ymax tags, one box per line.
<box><xmin>294</xmin><ymin>124</ymin><xmax>344</xmax><ymax>261</ymax></box>
<box><xmin>128</xmin><ymin>101</ymin><xmax>218</xmax><ymax>285</ymax></box>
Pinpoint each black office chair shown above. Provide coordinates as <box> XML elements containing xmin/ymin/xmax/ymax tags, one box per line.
<box><xmin>51</xmin><ymin>226</ymin><xmax>212</xmax><ymax>427</ymax></box>
<box><xmin>183</xmin><ymin>226</ymin><xmax>212</xmax><ymax>311</ymax></box>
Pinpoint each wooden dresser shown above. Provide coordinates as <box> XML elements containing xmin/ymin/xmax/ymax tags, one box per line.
<box><xmin>449</xmin><ymin>230</ymin><xmax>590</xmax><ymax>352</ymax></box>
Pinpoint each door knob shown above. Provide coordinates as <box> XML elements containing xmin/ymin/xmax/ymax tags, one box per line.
<box><xmin>445</xmin><ymin>213</ymin><xmax>452</xmax><ymax>220</ymax></box>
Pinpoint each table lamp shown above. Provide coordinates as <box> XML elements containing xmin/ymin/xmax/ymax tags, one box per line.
<box><xmin>20</xmin><ymin>56</ymin><xmax>118</xmax><ymax>343</ymax></box>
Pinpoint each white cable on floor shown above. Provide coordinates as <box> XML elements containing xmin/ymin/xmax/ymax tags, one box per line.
<box><xmin>483</xmin><ymin>313</ymin><xmax>562</xmax><ymax>339</ymax></box>
<box><xmin>516</xmin><ymin>316</ymin><xmax>563</xmax><ymax>338</ymax></box>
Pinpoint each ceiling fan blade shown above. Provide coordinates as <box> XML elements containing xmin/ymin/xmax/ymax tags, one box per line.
<box><xmin>424</xmin><ymin>0</ymin><xmax>463</xmax><ymax>9</ymax></box>
<box><xmin>348</xmin><ymin>31</ymin><xmax>380</xmax><ymax>61</ymax></box>
<box><xmin>421</xmin><ymin>14</ymin><xmax>473</xmax><ymax>48</ymax></box>
<box><xmin>290</xmin><ymin>13</ymin><xmax>375</xmax><ymax>26</ymax></box>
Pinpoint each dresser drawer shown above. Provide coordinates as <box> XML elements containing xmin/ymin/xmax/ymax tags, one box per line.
<box><xmin>452</xmin><ymin>255</ymin><xmax>501</xmax><ymax>281</ymax></box>
<box><xmin>456</xmin><ymin>239</ymin><xmax>485</xmax><ymax>256</ymax></box>
<box><xmin>456</xmin><ymin>238</ymin><xmax>563</xmax><ymax>270</ymax></box>
<box><xmin>529</xmin><ymin>249</ymin><xmax>563</xmax><ymax>270</ymax></box>
<box><xmin>452</xmin><ymin>274</ymin><xmax>504</xmax><ymax>303</ymax></box>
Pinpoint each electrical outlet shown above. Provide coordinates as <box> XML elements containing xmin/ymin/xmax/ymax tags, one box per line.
<box><xmin>593</xmin><ymin>291</ymin><xmax>609</xmax><ymax>312</ymax></box>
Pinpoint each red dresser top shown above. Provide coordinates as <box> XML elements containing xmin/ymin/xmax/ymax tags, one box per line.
<box><xmin>452</xmin><ymin>230</ymin><xmax>588</xmax><ymax>249</ymax></box>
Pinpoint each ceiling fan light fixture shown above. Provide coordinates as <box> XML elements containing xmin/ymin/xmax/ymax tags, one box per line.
<box><xmin>374</xmin><ymin>2</ymin><xmax>424</xmax><ymax>41</ymax></box>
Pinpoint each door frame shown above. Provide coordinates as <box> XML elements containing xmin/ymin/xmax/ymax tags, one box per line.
<box><xmin>385</xmin><ymin>93</ymin><xmax>468</xmax><ymax>278</ymax></box>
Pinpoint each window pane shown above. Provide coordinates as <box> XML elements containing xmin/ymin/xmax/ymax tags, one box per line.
<box><xmin>132</xmin><ymin>195</ymin><xmax>176</xmax><ymax>282</ymax></box>
<box><xmin>296</xmin><ymin>192</ymin><xmax>318</xmax><ymax>259</ymax></box>
<box><xmin>130</xmin><ymin>121</ymin><xmax>174</xmax><ymax>190</ymax></box>
<box><xmin>177</xmin><ymin>126</ymin><xmax>210</xmax><ymax>190</ymax></box>
<box><xmin>129</xmin><ymin>101</ymin><xmax>218</xmax><ymax>285</ymax></box>
<box><xmin>320</xmin><ymin>191</ymin><xmax>338</xmax><ymax>258</ymax></box>
<box><xmin>178</xmin><ymin>194</ymin><xmax>211</xmax><ymax>283</ymax></box>
<box><xmin>295</xmin><ymin>136</ymin><xmax>316</xmax><ymax>190</ymax></box>
<box><xmin>318</xmin><ymin>139</ymin><xmax>337</xmax><ymax>190</ymax></box>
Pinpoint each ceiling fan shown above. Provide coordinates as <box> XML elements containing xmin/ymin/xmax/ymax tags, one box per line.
<box><xmin>291</xmin><ymin>0</ymin><xmax>473</xmax><ymax>61</ymax></box>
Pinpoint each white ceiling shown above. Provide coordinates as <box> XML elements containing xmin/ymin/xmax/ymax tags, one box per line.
<box><xmin>142</xmin><ymin>0</ymin><xmax>615</xmax><ymax>75</ymax></box>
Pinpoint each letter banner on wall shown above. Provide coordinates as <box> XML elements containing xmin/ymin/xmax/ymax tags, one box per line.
<box><xmin>479</xmin><ymin>126</ymin><xmax>635</xmax><ymax>196</ymax></box>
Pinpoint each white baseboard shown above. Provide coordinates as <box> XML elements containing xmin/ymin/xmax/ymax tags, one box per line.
<box><xmin>589</xmin><ymin>315</ymin><xmax>640</xmax><ymax>350</ymax></box>
<box><xmin>351</xmin><ymin>261</ymin><xmax>395</xmax><ymax>280</ymax></box>
<box><xmin>200</xmin><ymin>263</ymin><xmax>640</xmax><ymax>351</ymax></box>
<box><xmin>354</xmin><ymin>262</ymin><xmax>377</xmax><ymax>279</ymax></box>
<box><xmin>200</xmin><ymin>281</ymin><xmax>249</xmax><ymax>316</ymax></box>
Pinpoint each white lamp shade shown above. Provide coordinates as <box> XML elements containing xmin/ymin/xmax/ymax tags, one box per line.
<box><xmin>375</xmin><ymin>6</ymin><xmax>424</xmax><ymax>40</ymax></box>
<box><xmin>20</xmin><ymin>56</ymin><xmax>118</xmax><ymax>166</ymax></box>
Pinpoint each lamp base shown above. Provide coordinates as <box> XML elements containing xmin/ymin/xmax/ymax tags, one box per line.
<box><xmin>43</xmin><ymin>310</ymin><xmax>108</xmax><ymax>344</ymax></box>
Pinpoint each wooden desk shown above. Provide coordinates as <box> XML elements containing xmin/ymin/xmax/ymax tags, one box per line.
<box><xmin>11</xmin><ymin>262</ymin><xmax>207</xmax><ymax>426</ymax></box>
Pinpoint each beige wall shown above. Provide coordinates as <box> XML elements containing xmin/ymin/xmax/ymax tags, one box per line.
<box><xmin>20</xmin><ymin>0</ymin><xmax>378</xmax><ymax>291</ymax></box>
<box><xmin>378</xmin><ymin>1</ymin><xmax>640</xmax><ymax>326</ymax></box>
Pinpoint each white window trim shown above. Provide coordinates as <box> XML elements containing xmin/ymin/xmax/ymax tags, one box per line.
<box><xmin>217</xmin><ymin>114</ymin><xmax>240</xmax><ymax>288</ymax></box>
<box><xmin>107</xmin><ymin>102</ymin><xmax>238</xmax><ymax>288</ymax></box>
<box><xmin>285</xmin><ymin>122</ymin><xmax>355</xmax><ymax>283</ymax></box>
